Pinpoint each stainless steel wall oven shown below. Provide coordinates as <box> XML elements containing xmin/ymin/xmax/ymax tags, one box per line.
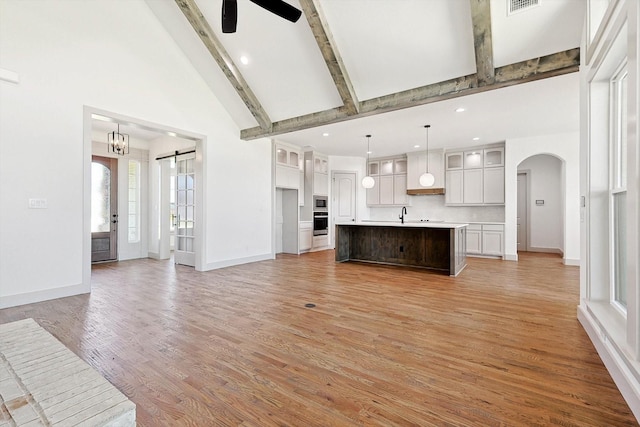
<box><xmin>313</xmin><ymin>211</ymin><xmax>328</xmax><ymax>235</ymax></box>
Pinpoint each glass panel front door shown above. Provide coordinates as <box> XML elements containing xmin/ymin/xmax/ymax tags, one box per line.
<box><xmin>91</xmin><ymin>156</ymin><xmax>118</xmax><ymax>262</ymax></box>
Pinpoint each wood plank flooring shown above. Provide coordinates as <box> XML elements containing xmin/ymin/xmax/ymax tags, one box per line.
<box><xmin>0</xmin><ymin>251</ymin><xmax>636</xmax><ymax>426</ymax></box>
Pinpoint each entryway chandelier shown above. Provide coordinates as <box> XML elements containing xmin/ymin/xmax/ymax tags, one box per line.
<box><xmin>107</xmin><ymin>123</ymin><xmax>129</xmax><ymax>156</ymax></box>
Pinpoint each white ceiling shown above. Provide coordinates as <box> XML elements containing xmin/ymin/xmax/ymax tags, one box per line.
<box><xmin>144</xmin><ymin>0</ymin><xmax>585</xmax><ymax>157</ymax></box>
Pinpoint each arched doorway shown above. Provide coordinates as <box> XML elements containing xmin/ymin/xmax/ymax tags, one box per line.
<box><xmin>517</xmin><ymin>154</ymin><xmax>564</xmax><ymax>255</ymax></box>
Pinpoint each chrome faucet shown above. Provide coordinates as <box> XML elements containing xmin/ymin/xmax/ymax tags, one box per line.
<box><xmin>399</xmin><ymin>206</ymin><xmax>407</xmax><ymax>224</ymax></box>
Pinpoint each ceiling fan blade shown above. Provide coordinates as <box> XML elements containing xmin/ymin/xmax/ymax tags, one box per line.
<box><xmin>222</xmin><ymin>0</ymin><xmax>237</xmax><ymax>33</ymax></box>
<box><xmin>249</xmin><ymin>0</ymin><xmax>302</xmax><ymax>23</ymax></box>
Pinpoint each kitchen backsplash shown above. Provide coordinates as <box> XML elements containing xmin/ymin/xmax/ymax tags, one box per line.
<box><xmin>367</xmin><ymin>195</ymin><xmax>505</xmax><ymax>223</ymax></box>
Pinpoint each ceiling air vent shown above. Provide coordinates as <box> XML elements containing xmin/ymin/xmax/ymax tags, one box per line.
<box><xmin>508</xmin><ymin>0</ymin><xmax>540</xmax><ymax>15</ymax></box>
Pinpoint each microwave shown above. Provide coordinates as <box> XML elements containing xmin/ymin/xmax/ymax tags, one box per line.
<box><xmin>313</xmin><ymin>195</ymin><xmax>328</xmax><ymax>211</ymax></box>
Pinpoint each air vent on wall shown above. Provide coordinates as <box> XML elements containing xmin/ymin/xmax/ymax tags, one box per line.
<box><xmin>508</xmin><ymin>0</ymin><xmax>539</xmax><ymax>15</ymax></box>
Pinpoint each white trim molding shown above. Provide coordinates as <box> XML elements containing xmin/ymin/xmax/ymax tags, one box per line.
<box><xmin>0</xmin><ymin>283</ymin><xmax>88</xmax><ymax>309</ymax></box>
<box><xmin>578</xmin><ymin>304</ymin><xmax>640</xmax><ymax>420</ymax></box>
<box><xmin>203</xmin><ymin>253</ymin><xmax>273</xmax><ymax>271</ymax></box>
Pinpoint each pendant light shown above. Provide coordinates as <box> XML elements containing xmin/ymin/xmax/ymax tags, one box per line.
<box><xmin>107</xmin><ymin>123</ymin><xmax>130</xmax><ymax>156</ymax></box>
<box><xmin>419</xmin><ymin>125</ymin><xmax>435</xmax><ymax>187</ymax></box>
<box><xmin>362</xmin><ymin>134</ymin><xmax>375</xmax><ymax>189</ymax></box>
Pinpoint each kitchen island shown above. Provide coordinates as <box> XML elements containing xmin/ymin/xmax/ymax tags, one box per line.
<box><xmin>335</xmin><ymin>221</ymin><xmax>467</xmax><ymax>276</ymax></box>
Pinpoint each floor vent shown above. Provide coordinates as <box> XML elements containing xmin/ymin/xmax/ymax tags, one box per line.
<box><xmin>508</xmin><ymin>0</ymin><xmax>540</xmax><ymax>15</ymax></box>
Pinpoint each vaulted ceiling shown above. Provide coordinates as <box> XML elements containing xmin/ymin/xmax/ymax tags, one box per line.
<box><xmin>143</xmin><ymin>0</ymin><xmax>584</xmax><ymax>157</ymax></box>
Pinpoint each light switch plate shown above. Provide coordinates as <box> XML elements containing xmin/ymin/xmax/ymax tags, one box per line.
<box><xmin>28</xmin><ymin>198</ymin><xmax>47</xmax><ymax>209</ymax></box>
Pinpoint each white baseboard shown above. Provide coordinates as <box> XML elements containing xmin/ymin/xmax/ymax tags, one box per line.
<box><xmin>578</xmin><ymin>305</ymin><xmax>640</xmax><ymax>422</ymax></box>
<box><xmin>528</xmin><ymin>246</ymin><xmax>563</xmax><ymax>254</ymax></box>
<box><xmin>201</xmin><ymin>253</ymin><xmax>273</xmax><ymax>271</ymax></box>
<box><xmin>563</xmin><ymin>258</ymin><xmax>580</xmax><ymax>266</ymax></box>
<box><xmin>0</xmin><ymin>283</ymin><xmax>89</xmax><ymax>309</ymax></box>
<box><xmin>504</xmin><ymin>253</ymin><xmax>518</xmax><ymax>261</ymax></box>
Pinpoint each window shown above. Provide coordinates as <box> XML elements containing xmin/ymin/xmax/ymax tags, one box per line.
<box><xmin>128</xmin><ymin>160</ymin><xmax>140</xmax><ymax>243</ymax></box>
<box><xmin>610</xmin><ymin>63</ymin><xmax>627</xmax><ymax>309</ymax></box>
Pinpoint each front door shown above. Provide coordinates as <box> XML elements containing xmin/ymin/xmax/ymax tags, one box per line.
<box><xmin>175</xmin><ymin>153</ymin><xmax>196</xmax><ymax>266</ymax></box>
<box><xmin>91</xmin><ymin>156</ymin><xmax>118</xmax><ymax>262</ymax></box>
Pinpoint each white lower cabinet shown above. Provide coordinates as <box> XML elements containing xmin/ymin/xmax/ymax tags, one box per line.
<box><xmin>466</xmin><ymin>225</ymin><xmax>483</xmax><ymax>255</ymax></box>
<box><xmin>482</xmin><ymin>225</ymin><xmax>504</xmax><ymax>256</ymax></box>
<box><xmin>299</xmin><ymin>221</ymin><xmax>312</xmax><ymax>252</ymax></box>
<box><xmin>465</xmin><ymin>223</ymin><xmax>504</xmax><ymax>258</ymax></box>
<box><xmin>313</xmin><ymin>235</ymin><xmax>328</xmax><ymax>249</ymax></box>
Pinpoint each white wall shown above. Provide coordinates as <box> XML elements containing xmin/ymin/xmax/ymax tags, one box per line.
<box><xmin>518</xmin><ymin>154</ymin><xmax>564</xmax><ymax>253</ymax></box>
<box><xmin>0</xmin><ymin>0</ymin><xmax>272</xmax><ymax>308</ymax></box>
<box><xmin>505</xmin><ymin>132</ymin><xmax>580</xmax><ymax>265</ymax></box>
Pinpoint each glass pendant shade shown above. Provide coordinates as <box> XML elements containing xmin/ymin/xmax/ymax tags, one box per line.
<box><xmin>420</xmin><ymin>124</ymin><xmax>433</xmax><ymax>187</ymax></box>
<box><xmin>362</xmin><ymin>175</ymin><xmax>375</xmax><ymax>189</ymax></box>
<box><xmin>419</xmin><ymin>172</ymin><xmax>435</xmax><ymax>187</ymax></box>
<box><xmin>362</xmin><ymin>134</ymin><xmax>375</xmax><ymax>189</ymax></box>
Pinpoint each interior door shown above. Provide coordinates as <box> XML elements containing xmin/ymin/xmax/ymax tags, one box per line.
<box><xmin>91</xmin><ymin>156</ymin><xmax>118</xmax><ymax>262</ymax></box>
<box><xmin>333</xmin><ymin>172</ymin><xmax>356</xmax><ymax>224</ymax></box>
<box><xmin>175</xmin><ymin>153</ymin><xmax>196</xmax><ymax>266</ymax></box>
<box><xmin>517</xmin><ymin>172</ymin><xmax>528</xmax><ymax>251</ymax></box>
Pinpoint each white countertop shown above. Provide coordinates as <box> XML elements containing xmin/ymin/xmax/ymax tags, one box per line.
<box><xmin>349</xmin><ymin>220</ymin><xmax>468</xmax><ymax>229</ymax></box>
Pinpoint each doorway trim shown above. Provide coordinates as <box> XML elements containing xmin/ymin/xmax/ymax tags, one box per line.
<box><xmin>517</xmin><ymin>170</ymin><xmax>531</xmax><ymax>252</ymax></box>
<box><xmin>83</xmin><ymin>106</ymin><xmax>207</xmax><ymax>291</ymax></box>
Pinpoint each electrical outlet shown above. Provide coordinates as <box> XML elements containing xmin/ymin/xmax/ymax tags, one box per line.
<box><xmin>28</xmin><ymin>198</ymin><xmax>47</xmax><ymax>209</ymax></box>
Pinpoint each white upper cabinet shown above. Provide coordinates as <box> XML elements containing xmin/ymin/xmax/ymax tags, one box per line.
<box><xmin>445</xmin><ymin>170</ymin><xmax>463</xmax><ymax>204</ymax></box>
<box><xmin>464</xmin><ymin>150</ymin><xmax>483</xmax><ymax>169</ymax></box>
<box><xmin>275</xmin><ymin>141</ymin><xmax>302</xmax><ymax>190</ymax></box>
<box><xmin>483</xmin><ymin>167</ymin><xmax>505</xmax><ymax>204</ymax></box>
<box><xmin>484</xmin><ymin>147</ymin><xmax>504</xmax><ymax>167</ymax></box>
<box><xmin>314</xmin><ymin>155</ymin><xmax>328</xmax><ymax>174</ymax></box>
<box><xmin>407</xmin><ymin>150</ymin><xmax>445</xmax><ymax>190</ymax></box>
<box><xmin>446</xmin><ymin>152</ymin><xmax>463</xmax><ymax>170</ymax></box>
<box><xmin>394</xmin><ymin>158</ymin><xmax>407</xmax><ymax>174</ymax></box>
<box><xmin>463</xmin><ymin>169</ymin><xmax>484</xmax><ymax>204</ymax></box>
<box><xmin>367</xmin><ymin>155</ymin><xmax>408</xmax><ymax>206</ymax></box>
<box><xmin>445</xmin><ymin>144</ymin><xmax>505</xmax><ymax>206</ymax></box>
<box><xmin>380</xmin><ymin>159</ymin><xmax>394</xmax><ymax>175</ymax></box>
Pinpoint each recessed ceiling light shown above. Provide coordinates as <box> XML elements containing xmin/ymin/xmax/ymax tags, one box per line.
<box><xmin>322</xmin><ymin>132</ymin><xmax>329</xmax><ymax>137</ymax></box>
<box><xmin>455</xmin><ymin>107</ymin><xmax>466</xmax><ymax>113</ymax></box>
<box><xmin>366</xmin><ymin>151</ymin><xmax>372</xmax><ymax>154</ymax></box>
<box><xmin>240</xmin><ymin>55</ymin><xmax>249</xmax><ymax>65</ymax></box>
<box><xmin>473</xmin><ymin>137</ymin><xmax>480</xmax><ymax>141</ymax></box>
<box><xmin>414</xmin><ymin>145</ymin><xmax>420</xmax><ymax>148</ymax></box>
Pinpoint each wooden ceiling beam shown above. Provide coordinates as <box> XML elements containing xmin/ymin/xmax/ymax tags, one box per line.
<box><xmin>299</xmin><ymin>0</ymin><xmax>360</xmax><ymax>115</ymax></box>
<box><xmin>240</xmin><ymin>48</ymin><xmax>580</xmax><ymax>140</ymax></box>
<box><xmin>174</xmin><ymin>0</ymin><xmax>272</xmax><ymax>131</ymax></box>
<box><xmin>470</xmin><ymin>0</ymin><xmax>495</xmax><ymax>86</ymax></box>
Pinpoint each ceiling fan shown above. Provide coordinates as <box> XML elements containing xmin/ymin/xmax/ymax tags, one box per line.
<box><xmin>222</xmin><ymin>0</ymin><xmax>302</xmax><ymax>33</ymax></box>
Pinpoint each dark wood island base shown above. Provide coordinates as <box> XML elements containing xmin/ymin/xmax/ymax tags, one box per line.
<box><xmin>335</xmin><ymin>222</ymin><xmax>467</xmax><ymax>276</ymax></box>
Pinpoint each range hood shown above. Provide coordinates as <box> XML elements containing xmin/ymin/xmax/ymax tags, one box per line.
<box><xmin>406</xmin><ymin>188</ymin><xmax>445</xmax><ymax>195</ymax></box>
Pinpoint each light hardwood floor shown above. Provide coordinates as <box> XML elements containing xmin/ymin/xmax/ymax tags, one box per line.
<box><xmin>0</xmin><ymin>251</ymin><xmax>637</xmax><ymax>426</ymax></box>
